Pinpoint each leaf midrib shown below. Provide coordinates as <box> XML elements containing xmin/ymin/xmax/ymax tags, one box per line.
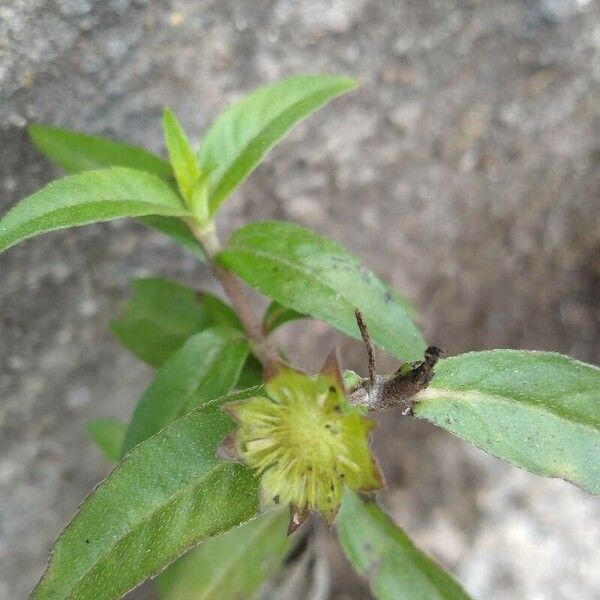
<box><xmin>417</xmin><ymin>387</ymin><xmax>600</xmax><ymax>433</ymax></box>
<box><xmin>5</xmin><ymin>198</ymin><xmax>189</xmax><ymax>225</ymax></box>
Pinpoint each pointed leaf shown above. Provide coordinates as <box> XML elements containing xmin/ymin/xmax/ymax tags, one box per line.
<box><xmin>27</xmin><ymin>125</ymin><xmax>206</xmax><ymax>258</ymax></box>
<box><xmin>263</xmin><ymin>301</ymin><xmax>306</xmax><ymax>335</ymax></box>
<box><xmin>336</xmin><ymin>490</ymin><xmax>471</xmax><ymax>600</ymax></box>
<box><xmin>163</xmin><ymin>109</ymin><xmax>202</xmax><ymax>203</ymax></box>
<box><xmin>121</xmin><ymin>327</ymin><xmax>249</xmax><ymax>455</ymax></box>
<box><xmin>111</xmin><ymin>278</ymin><xmax>211</xmax><ymax>368</ymax></box>
<box><xmin>218</xmin><ymin>221</ymin><xmax>425</xmax><ymax>361</ymax></box>
<box><xmin>198</xmin><ymin>75</ymin><xmax>356</xmax><ymax>215</ymax></box>
<box><xmin>158</xmin><ymin>509</ymin><xmax>291</xmax><ymax>600</ymax></box>
<box><xmin>28</xmin><ymin>124</ymin><xmax>173</xmax><ymax>180</ymax></box>
<box><xmin>31</xmin><ymin>390</ymin><xmax>261</xmax><ymax>600</ymax></box>
<box><xmin>0</xmin><ymin>168</ymin><xmax>191</xmax><ymax>254</ymax></box>
<box><xmin>86</xmin><ymin>418</ymin><xmax>127</xmax><ymax>463</ymax></box>
<box><xmin>414</xmin><ymin>350</ymin><xmax>600</xmax><ymax>494</ymax></box>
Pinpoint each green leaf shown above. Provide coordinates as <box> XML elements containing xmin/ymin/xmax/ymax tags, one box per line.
<box><xmin>198</xmin><ymin>75</ymin><xmax>356</xmax><ymax>215</ymax></box>
<box><xmin>237</xmin><ymin>355</ymin><xmax>264</xmax><ymax>390</ymax></box>
<box><xmin>27</xmin><ymin>125</ymin><xmax>206</xmax><ymax>258</ymax></box>
<box><xmin>28</xmin><ymin>124</ymin><xmax>173</xmax><ymax>180</ymax></box>
<box><xmin>0</xmin><ymin>168</ymin><xmax>191</xmax><ymax>254</ymax></box>
<box><xmin>86</xmin><ymin>418</ymin><xmax>127</xmax><ymax>463</ymax></box>
<box><xmin>218</xmin><ymin>221</ymin><xmax>425</xmax><ymax>361</ymax></box>
<box><xmin>111</xmin><ymin>277</ymin><xmax>212</xmax><ymax>368</ymax></box>
<box><xmin>31</xmin><ymin>390</ymin><xmax>261</xmax><ymax>600</ymax></box>
<box><xmin>163</xmin><ymin>109</ymin><xmax>202</xmax><ymax>204</ymax></box>
<box><xmin>414</xmin><ymin>350</ymin><xmax>600</xmax><ymax>494</ymax></box>
<box><xmin>121</xmin><ymin>327</ymin><xmax>249</xmax><ymax>455</ymax></box>
<box><xmin>158</xmin><ymin>509</ymin><xmax>291</xmax><ymax>600</ymax></box>
<box><xmin>111</xmin><ymin>278</ymin><xmax>244</xmax><ymax>368</ymax></box>
<box><xmin>137</xmin><ymin>215</ymin><xmax>206</xmax><ymax>260</ymax></box>
<box><xmin>336</xmin><ymin>490</ymin><xmax>471</xmax><ymax>600</ymax></box>
<box><xmin>263</xmin><ymin>301</ymin><xmax>306</xmax><ymax>335</ymax></box>
<box><xmin>201</xmin><ymin>294</ymin><xmax>243</xmax><ymax>331</ymax></box>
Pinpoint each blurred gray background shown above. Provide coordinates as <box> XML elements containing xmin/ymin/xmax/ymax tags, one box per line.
<box><xmin>1</xmin><ymin>1</ymin><xmax>599</xmax><ymax>598</ymax></box>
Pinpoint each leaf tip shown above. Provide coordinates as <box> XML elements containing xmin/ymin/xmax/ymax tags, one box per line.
<box><xmin>341</xmin><ymin>75</ymin><xmax>359</xmax><ymax>90</ymax></box>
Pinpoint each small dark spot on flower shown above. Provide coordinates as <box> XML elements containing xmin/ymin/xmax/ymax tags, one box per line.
<box><xmin>273</xmin><ymin>495</ymin><xmax>280</xmax><ymax>504</ymax></box>
<box><xmin>329</xmin><ymin>386</ymin><xmax>336</xmax><ymax>393</ymax></box>
<box><xmin>85</xmin><ymin>539</ymin><xmax>90</xmax><ymax>544</ymax></box>
<box><xmin>325</xmin><ymin>424</ymin><xmax>331</xmax><ymax>429</ymax></box>
<box><xmin>384</xmin><ymin>290</ymin><xmax>392</xmax><ymax>303</ymax></box>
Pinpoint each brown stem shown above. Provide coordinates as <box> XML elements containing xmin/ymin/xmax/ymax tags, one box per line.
<box><xmin>347</xmin><ymin>346</ymin><xmax>443</xmax><ymax>412</ymax></box>
<box><xmin>213</xmin><ymin>265</ymin><xmax>279</xmax><ymax>364</ymax></box>
<box><xmin>355</xmin><ymin>309</ymin><xmax>376</xmax><ymax>386</ymax></box>
<box><xmin>190</xmin><ymin>221</ymin><xmax>279</xmax><ymax>365</ymax></box>
<box><xmin>349</xmin><ymin>309</ymin><xmax>444</xmax><ymax>412</ymax></box>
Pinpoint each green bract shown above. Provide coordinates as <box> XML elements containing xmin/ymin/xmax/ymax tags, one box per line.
<box><xmin>224</xmin><ymin>354</ymin><xmax>383</xmax><ymax>527</ymax></box>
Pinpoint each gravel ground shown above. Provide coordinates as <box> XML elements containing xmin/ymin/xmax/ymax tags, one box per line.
<box><xmin>1</xmin><ymin>1</ymin><xmax>599</xmax><ymax>598</ymax></box>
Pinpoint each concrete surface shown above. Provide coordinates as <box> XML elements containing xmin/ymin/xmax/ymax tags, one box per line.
<box><xmin>1</xmin><ymin>1</ymin><xmax>599</xmax><ymax>598</ymax></box>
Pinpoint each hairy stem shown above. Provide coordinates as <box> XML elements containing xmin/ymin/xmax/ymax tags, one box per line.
<box><xmin>190</xmin><ymin>221</ymin><xmax>279</xmax><ymax>365</ymax></box>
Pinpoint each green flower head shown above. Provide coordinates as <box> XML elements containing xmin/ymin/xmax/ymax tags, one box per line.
<box><xmin>222</xmin><ymin>350</ymin><xmax>383</xmax><ymax>532</ymax></box>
